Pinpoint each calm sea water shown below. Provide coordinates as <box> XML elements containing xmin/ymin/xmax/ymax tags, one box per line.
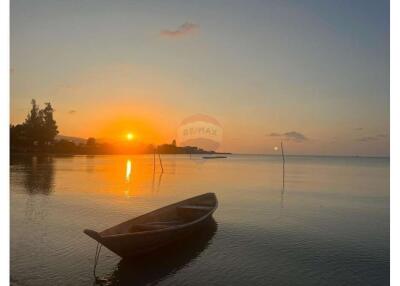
<box><xmin>10</xmin><ymin>154</ymin><xmax>389</xmax><ymax>286</ymax></box>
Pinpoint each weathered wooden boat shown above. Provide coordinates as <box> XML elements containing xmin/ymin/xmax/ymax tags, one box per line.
<box><xmin>83</xmin><ymin>193</ymin><xmax>218</xmax><ymax>258</ymax></box>
<box><xmin>202</xmin><ymin>156</ymin><xmax>227</xmax><ymax>159</ymax></box>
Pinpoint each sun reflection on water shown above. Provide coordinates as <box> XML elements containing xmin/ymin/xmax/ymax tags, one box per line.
<box><xmin>125</xmin><ymin>159</ymin><xmax>132</xmax><ymax>182</ymax></box>
<box><xmin>125</xmin><ymin>159</ymin><xmax>132</xmax><ymax>197</ymax></box>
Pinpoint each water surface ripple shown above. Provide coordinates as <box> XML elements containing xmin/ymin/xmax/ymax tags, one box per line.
<box><xmin>10</xmin><ymin>154</ymin><xmax>389</xmax><ymax>285</ymax></box>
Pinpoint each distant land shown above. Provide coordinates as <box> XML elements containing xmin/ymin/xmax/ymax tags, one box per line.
<box><xmin>55</xmin><ymin>135</ymin><xmax>86</xmax><ymax>145</ymax></box>
<box><xmin>10</xmin><ymin>100</ymin><xmax>230</xmax><ymax>156</ymax></box>
<box><xmin>55</xmin><ymin>135</ymin><xmax>111</xmax><ymax>145</ymax></box>
<box><xmin>12</xmin><ymin>134</ymin><xmax>230</xmax><ymax>156</ymax></box>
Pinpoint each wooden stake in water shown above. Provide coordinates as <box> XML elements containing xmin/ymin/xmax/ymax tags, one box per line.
<box><xmin>153</xmin><ymin>147</ymin><xmax>156</xmax><ymax>173</ymax></box>
<box><xmin>280</xmin><ymin>141</ymin><xmax>286</xmax><ymax>210</ymax></box>
<box><xmin>281</xmin><ymin>141</ymin><xmax>285</xmax><ymax>188</ymax></box>
<box><xmin>158</xmin><ymin>152</ymin><xmax>164</xmax><ymax>173</ymax></box>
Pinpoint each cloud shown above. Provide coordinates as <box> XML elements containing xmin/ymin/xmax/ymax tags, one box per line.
<box><xmin>160</xmin><ymin>22</ymin><xmax>199</xmax><ymax>38</ymax></box>
<box><xmin>354</xmin><ymin>127</ymin><xmax>363</xmax><ymax>131</ymax></box>
<box><xmin>68</xmin><ymin>110</ymin><xmax>76</xmax><ymax>114</ymax></box>
<box><xmin>356</xmin><ymin>134</ymin><xmax>388</xmax><ymax>142</ymax></box>
<box><xmin>356</xmin><ymin>136</ymin><xmax>376</xmax><ymax>142</ymax></box>
<box><xmin>267</xmin><ymin>131</ymin><xmax>308</xmax><ymax>142</ymax></box>
<box><xmin>269</xmin><ymin>132</ymin><xmax>281</xmax><ymax>137</ymax></box>
<box><xmin>284</xmin><ymin>131</ymin><xmax>308</xmax><ymax>142</ymax></box>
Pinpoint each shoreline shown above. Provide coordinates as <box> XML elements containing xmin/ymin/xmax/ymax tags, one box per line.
<box><xmin>9</xmin><ymin>152</ymin><xmax>388</xmax><ymax>159</ymax></box>
<box><xmin>10</xmin><ymin>151</ymin><xmax>232</xmax><ymax>156</ymax></box>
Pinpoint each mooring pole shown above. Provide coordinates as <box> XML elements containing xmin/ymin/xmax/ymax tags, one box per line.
<box><xmin>281</xmin><ymin>141</ymin><xmax>285</xmax><ymax>189</ymax></box>
<box><xmin>158</xmin><ymin>151</ymin><xmax>164</xmax><ymax>173</ymax></box>
<box><xmin>280</xmin><ymin>141</ymin><xmax>286</xmax><ymax>210</ymax></box>
<box><xmin>153</xmin><ymin>147</ymin><xmax>156</xmax><ymax>173</ymax></box>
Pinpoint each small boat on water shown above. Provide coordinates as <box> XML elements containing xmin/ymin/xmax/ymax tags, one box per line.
<box><xmin>84</xmin><ymin>193</ymin><xmax>218</xmax><ymax>258</ymax></box>
<box><xmin>202</xmin><ymin>156</ymin><xmax>227</xmax><ymax>159</ymax></box>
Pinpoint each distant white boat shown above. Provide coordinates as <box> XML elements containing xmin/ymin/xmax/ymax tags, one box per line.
<box><xmin>202</xmin><ymin>156</ymin><xmax>227</xmax><ymax>159</ymax></box>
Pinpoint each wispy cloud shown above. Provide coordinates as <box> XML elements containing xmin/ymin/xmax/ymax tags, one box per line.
<box><xmin>356</xmin><ymin>134</ymin><xmax>388</xmax><ymax>142</ymax></box>
<box><xmin>284</xmin><ymin>131</ymin><xmax>308</xmax><ymax>142</ymax></box>
<box><xmin>160</xmin><ymin>22</ymin><xmax>199</xmax><ymax>38</ymax></box>
<box><xmin>68</xmin><ymin>110</ymin><xmax>76</xmax><ymax>114</ymax></box>
<box><xmin>268</xmin><ymin>131</ymin><xmax>308</xmax><ymax>143</ymax></box>
<box><xmin>354</xmin><ymin>127</ymin><xmax>363</xmax><ymax>131</ymax></box>
<box><xmin>269</xmin><ymin>132</ymin><xmax>281</xmax><ymax>137</ymax></box>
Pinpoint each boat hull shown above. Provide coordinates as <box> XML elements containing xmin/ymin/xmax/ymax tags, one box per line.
<box><xmin>84</xmin><ymin>193</ymin><xmax>218</xmax><ymax>258</ymax></box>
<box><xmin>101</xmin><ymin>214</ymin><xmax>214</xmax><ymax>258</ymax></box>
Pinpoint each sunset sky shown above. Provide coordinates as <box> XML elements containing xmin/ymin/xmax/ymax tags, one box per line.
<box><xmin>10</xmin><ymin>0</ymin><xmax>389</xmax><ymax>156</ymax></box>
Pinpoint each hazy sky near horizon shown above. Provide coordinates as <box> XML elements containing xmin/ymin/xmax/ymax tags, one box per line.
<box><xmin>11</xmin><ymin>0</ymin><xmax>389</xmax><ymax>156</ymax></box>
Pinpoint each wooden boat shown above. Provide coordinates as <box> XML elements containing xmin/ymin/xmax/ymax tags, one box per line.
<box><xmin>202</xmin><ymin>156</ymin><xmax>227</xmax><ymax>159</ymax></box>
<box><xmin>83</xmin><ymin>193</ymin><xmax>218</xmax><ymax>258</ymax></box>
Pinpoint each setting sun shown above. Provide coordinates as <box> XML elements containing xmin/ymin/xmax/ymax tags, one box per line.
<box><xmin>126</xmin><ymin>133</ymin><xmax>135</xmax><ymax>141</ymax></box>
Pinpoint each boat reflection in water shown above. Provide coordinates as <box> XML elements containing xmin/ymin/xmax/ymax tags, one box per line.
<box><xmin>105</xmin><ymin>218</ymin><xmax>218</xmax><ymax>286</ymax></box>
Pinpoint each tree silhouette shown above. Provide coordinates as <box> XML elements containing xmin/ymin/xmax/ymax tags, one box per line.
<box><xmin>24</xmin><ymin>99</ymin><xmax>43</xmax><ymax>146</ymax></box>
<box><xmin>41</xmin><ymin>102</ymin><xmax>59</xmax><ymax>145</ymax></box>
<box><xmin>86</xmin><ymin>137</ymin><xmax>96</xmax><ymax>146</ymax></box>
<box><xmin>10</xmin><ymin>124</ymin><xmax>28</xmax><ymax>148</ymax></box>
<box><xmin>11</xmin><ymin>99</ymin><xmax>59</xmax><ymax>149</ymax></box>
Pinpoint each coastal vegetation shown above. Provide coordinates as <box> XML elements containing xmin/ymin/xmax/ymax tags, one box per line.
<box><xmin>10</xmin><ymin>100</ymin><xmax>224</xmax><ymax>155</ymax></box>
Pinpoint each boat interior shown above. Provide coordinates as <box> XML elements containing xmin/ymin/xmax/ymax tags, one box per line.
<box><xmin>100</xmin><ymin>193</ymin><xmax>216</xmax><ymax>236</ymax></box>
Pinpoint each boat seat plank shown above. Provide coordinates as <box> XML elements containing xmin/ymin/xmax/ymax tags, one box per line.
<box><xmin>177</xmin><ymin>205</ymin><xmax>213</xmax><ymax>211</ymax></box>
<box><xmin>147</xmin><ymin>220</ymin><xmax>183</xmax><ymax>225</ymax></box>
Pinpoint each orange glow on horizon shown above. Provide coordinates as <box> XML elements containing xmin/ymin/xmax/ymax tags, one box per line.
<box><xmin>91</xmin><ymin>116</ymin><xmax>170</xmax><ymax>145</ymax></box>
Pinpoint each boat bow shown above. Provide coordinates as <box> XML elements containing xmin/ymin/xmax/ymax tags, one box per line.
<box><xmin>84</xmin><ymin>229</ymin><xmax>102</xmax><ymax>242</ymax></box>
